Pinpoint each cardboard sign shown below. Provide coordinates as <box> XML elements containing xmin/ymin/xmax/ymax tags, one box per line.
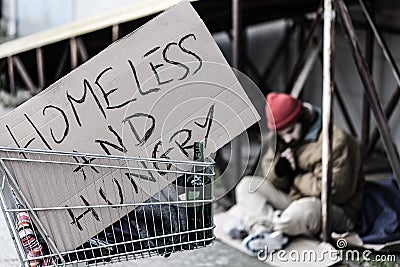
<box><xmin>0</xmin><ymin>1</ymin><xmax>260</xmax><ymax>251</ymax></box>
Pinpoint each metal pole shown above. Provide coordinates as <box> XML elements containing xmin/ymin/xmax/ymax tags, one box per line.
<box><xmin>232</xmin><ymin>0</ymin><xmax>243</xmax><ymax>70</ymax></box>
<box><xmin>333</xmin><ymin>82</ymin><xmax>358</xmax><ymax>137</ymax></box>
<box><xmin>286</xmin><ymin>2</ymin><xmax>323</xmax><ymax>93</ymax></box>
<box><xmin>321</xmin><ymin>0</ymin><xmax>334</xmax><ymax>243</ymax></box>
<box><xmin>336</xmin><ymin>0</ymin><xmax>400</xmax><ymax>183</ymax></box>
<box><xmin>7</xmin><ymin>56</ymin><xmax>15</xmax><ymax>95</ymax></box>
<box><xmin>358</xmin><ymin>0</ymin><xmax>400</xmax><ymax>89</ymax></box>
<box><xmin>112</xmin><ymin>24</ymin><xmax>120</xmax><ymax>42</ymax></box>
<box><xmin>368</xmin><ymin>86</ymin><xmax>400</xmax><ymax>153</ymax></box>
<box><xmin>36</xmin><ymin>47</ymin><xmax>45</xmax><ymax>90</ymax></box>
<box><xmin>263</xmin><ymin>23</ymin><xmax>296</xmax><ymax>84</ymax></box>
<box><xmin>232</xmin><ymin>0</ymin><xmax>243</xmax><ymax>197</ymax></box>
<box><xmin>70</xmin><ymin>37</ymin><xmax>78</xmax><ymax>69</ymax></box>
<box><xmin>290</xmin><ymin>40</ymin><xmax>321</xmax><ymax>98</ymax></box>
<box><xmin>359</xmin><ymin>0</ymin><xmax>400</xmax><ymax>152</ymax></box>
<box><xmin>13</xmin><ymin>56</ymin><xmax>36</xmax><ymax>94</ymax></box>
<box><xmin>362</xmin><ymin>0</ymin><xmax>374</xmax><ymax>148</ymax></box>
<box><xmin>318</xmin><ymin>50</ymin><xmax>358</xmax><ymax>137</ymax></box>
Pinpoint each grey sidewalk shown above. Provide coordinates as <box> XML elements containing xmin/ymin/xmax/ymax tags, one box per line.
<box><xmin>0</xmin><ymin>210</ymin><xmax>268</xmax><ymax>267</ymax></box>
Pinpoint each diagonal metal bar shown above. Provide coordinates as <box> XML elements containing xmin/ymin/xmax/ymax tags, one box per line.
<box><xmin>36</xmin><ymin>47</ymin><xmax>45</xmax><ymax>90</ymax></box>
<box><xmin>53</xmin><ymin>43</ymin><xmax>69</xmax><ymax>81</ymax></box>
<box><xmin>226</xmin><ymin>30</ymin><xmax>267</xmax><ymax>92</ymax></box>
<box><xmin>262</xmin><ymin>22</ymin><xmax>296</xmax><ymax>83</ymax></box>
<box><xmin>286</xmin><ymin>1</ymin><xmax>323</xmax><ymax>93</ymax></box>
<box><xmin>7</xmin><ymin>57</ymin><xmax>15</xmax><ymax>95</ymax></box>
<box><xmin>336</xmin><ymin>0</ymin><xmax>400</xmax><ymax>183</ymax></box>
<box><xmin>13</xmin><ymin>55</ymin><xmax>36</xmax><ymax>93</ymax></box>
<box><xmin>244</xmin><ymin>55</ymin><xmax>267</xmax><ymax>93</ymax></box>
<box><xmin>358</xmin><ymin>0</ymin><xmax>400</xmax><ymax>88</ymax></box>
<box><xmin>358</xmin><ymin>0</ymin><xmax>400</xmax><ymax>154</ymax></box>
<box><xmin>368</xmin><ymin>86</ymin><xmax>400</xmax><ymax>153</ymax></box>
<box><xmin>290</xmin><ymin>39</ymin><xmax>321</xmax><ymax>98</ymax></box>
<box><xmin>76</xmin><ymin>37</ymin><xmax>89</xmax><ymax>62</ymax></box>
<box><xmin>362</xmin><ymin>0</ymin><xmax>374</xmax><ymax>148</ymax></box>
<box><xmin>70</xmin><ymin>37</ymin><xmax>78</xmax><ymax>69</ymax></box>
<box><xmin>333</xmin><ymin>82</ymin><xmax>358</xmax><ymax>137</ymax></box>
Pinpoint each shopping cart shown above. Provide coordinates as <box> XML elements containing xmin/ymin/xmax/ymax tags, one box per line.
<box><xmin>0</xmin><ymin>147</ymin><xmax>215</xmax><ymax>266</ymax></box>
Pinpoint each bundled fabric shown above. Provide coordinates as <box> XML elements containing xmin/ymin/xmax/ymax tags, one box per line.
<box><xmin>357</xmin><ymin>175</ymin><xmax>400</xmax><ymax>244</ymax></box>
<box><xmin>66</xmin><ymin>184</ymin><xmax>190</xmax><ymax>263</ymax></box>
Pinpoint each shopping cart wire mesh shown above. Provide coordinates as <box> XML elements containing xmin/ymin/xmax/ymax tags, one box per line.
<box><xmin>0</xmin><ymin>147</ymin><xmax>215</xmax><ymax>266</ymax></box>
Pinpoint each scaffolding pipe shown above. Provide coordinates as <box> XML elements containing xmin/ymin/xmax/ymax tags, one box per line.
<box><xmin>321</xmin><ymin>0</ymin><xmax>334</xmax><ymax>242</ymax></box>
<box><xmin>362</xmin><ymin>0</ymin><xmax>374</xmax><ymax>148</ymax></box>
<box><xmin>358</xmin><ymin>0</ymin><xmax>400</xmax><ymax>88</ymax></box>
<box><xmin>7</xmin><ymin>56</ymin><xmax>15</xmax><ymax>94</ymax></box>
<box><xmin>286</xmin><ymin>2</ymin><xmax>323</xmax><ymax>93</ymax></box>
<box><xmin>333</xmin><ymin>82</ymin><xmax>358</xmax><ymax>137</ymax></box>
<box><xmin>263</xmin><ymin>23</ymin><xmax>296</xmax><ymax>85</ymax></box>
<box><xmin>336</xmin><ymin>0</ymin><xmax>400</xmax><ymax>183</ymax></box>
<box><xmin>359</xmin><ymin>0</ymin><xmax>400</xmax><ymax>154</ymax></box>
<box><xmin>36</xmin><ymin>47</ymin><xmax>45</xmax><ymax>90</ymax></box>
<box><xmin>290</xmin><ymin>40</ymin><xmax>320</xmax><ymax>98</ymax></box>
<box><xmin>368</xmin><ymin>86</ymin><xmax>400</xmax><ymax>153</ymax></box>
<box><xmin>317</xmin><ymin>51</ymin><xmax>358</xmax><ymax>137</ymax></box>
<box><xmin>232</xmin><ymin>0</ymin><xmax>244</xmax><ymax>191</ymax></box>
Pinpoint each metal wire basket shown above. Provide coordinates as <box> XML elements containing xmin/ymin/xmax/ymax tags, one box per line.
<box><xmin>0</xmin><ymin>147</ymin><xmax>215</xmax><ymax>266</ymax></box>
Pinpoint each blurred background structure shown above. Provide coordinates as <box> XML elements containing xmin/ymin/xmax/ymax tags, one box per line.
<box><xmin>0</xmin><ymin>0</ymin><xmax>399</xmax><ymax>211</ymax></box>
<box><xmin>0</xmin><ymin>0</ymin><xmax>400</xmax><ymax>266</ymax></box>
<box><xmin>0</xmin><ymin>1</ymin><xmax>400</xmax><ymax>265</ymax></box>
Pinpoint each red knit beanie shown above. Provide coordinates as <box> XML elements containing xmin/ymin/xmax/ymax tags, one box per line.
<box><xmin>266</xmin><ymin>92</ymin><xmax>303</xmax><ymax>131</ymax></box>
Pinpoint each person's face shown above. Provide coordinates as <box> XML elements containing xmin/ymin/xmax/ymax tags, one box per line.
<box><xmin>277</xmin><ymin>122</ymin><xmax>302</xmax><ymax>145</ymax></box>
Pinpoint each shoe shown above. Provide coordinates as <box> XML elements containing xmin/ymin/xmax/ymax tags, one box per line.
<box><xmin>224</xmin><ymin>218</ymin><xmax>249</xmax><ymax>239</ymax></box>
<box><xmin>242</xmin><ymin>231</ymin><xmax>288</xmax><ymax>256</ymax></box>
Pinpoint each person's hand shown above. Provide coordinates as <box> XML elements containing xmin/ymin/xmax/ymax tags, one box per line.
<box><xmin>275</xmin><ymin>148</ymin><xmax>297</xmax><ymax>179</ymax></box>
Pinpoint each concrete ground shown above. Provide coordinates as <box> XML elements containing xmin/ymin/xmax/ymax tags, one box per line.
<box><xmin>0</xmin><ymin>209</ymin><xmax>269</xmax><ymax>267</ymax></box>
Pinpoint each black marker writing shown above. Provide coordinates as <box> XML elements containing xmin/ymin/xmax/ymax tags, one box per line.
<box><xmin>163</xmin><ymin>42</ymin><xmax>190</xmax><ymax>81</ymax></box>
<box><xmin>125</xmin><ymin>161</ymin><xmax>157</xmax><ymax>183</ymax></box>
<box><xmin>149</xmin><ymin>62</ymin><xmax>173</xmax><ymax>86</ymax></box>
<box><xmin>124</xmin><ymin>173</ymin><xmax>140</xmax><ymax>192</ymax></box>
<box><xmin>143</xmin><ymin>46</ymin><xmax>161</xmax><ymax>58</ymax></box>
<box><xmin>24</xmin><ymin>114</ymin><xmax>52</xmax><ymax>150</ymax></box>
<box><xmin>66</xmin><ymin>195</ymin><xmax>100</xmax><ymax>231</ymax></box>
<box><xmin>72</xmin><ymin>152</ymin><xmax>99</xmax><ymax>181</ymax></box>
<box><xmin>95</xmin><ymin>67</ymin><xmax>137</xmax><ymax>110</ymax></box>
<box><xmin>123</xmin><ymin>113</ymin><xmax>155</xmax><ymax>146</ymax></box>
<box><xmin>169</xmin><ymin>129</ymin><xmax>193</xmax><ymax>157</ymax></box>
<box><xmin>194</xmin><ymin>104</ymin><xmax>214</xmax><ymax>148</ymax></box>
<box><xmin>95</xmin><ymin>125</ymin><xmax>127</xmax><ymax>155</ymax></box>
<box><xmin>67</xmin><ymin>79</ymin><xmax>106</xmax><ymax>127</ymax></box>
<box><xmin>179</xmin><ymin>33</ymin><xmax>203</xmax><ymax>75</ymax></box>
<box><xmin>5</xmin><ymin>125</ymin><xmax>33</xmax><ymax>159</ymax></box>
<box><xmin>42</xmin><ymin>105</ymin><xmax>69</xmax><ymax>144</ymax></box>
<box><xmin>99</xmin><ymin>178</ymin><xmax>124</xmax><ymax>208</ymax></box>
<box><xmin>128</xmin><ymin>59</ymin><xmax>161</xmax><ymax>96</ymax></box>
<box><xmin>152</xmin><ymin>141</ymin><xmax>173</xmax><ymax>175</ymax></box>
